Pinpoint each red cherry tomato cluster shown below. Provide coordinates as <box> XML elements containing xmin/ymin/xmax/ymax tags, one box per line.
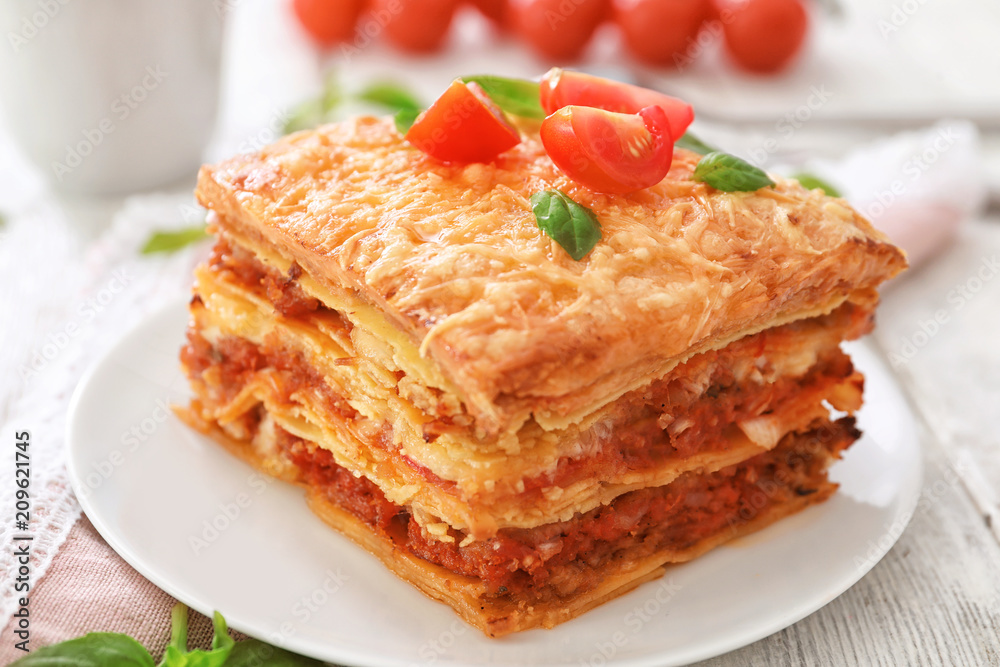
<box><xmin>404</xmin><ymin>68</ymin><xmax>694</xmax><ymax>195</ymax></box>
<box><xmin>293</xmin><ymin>0</ymin><xmax>809</xmax><ymax>74</ymax></box>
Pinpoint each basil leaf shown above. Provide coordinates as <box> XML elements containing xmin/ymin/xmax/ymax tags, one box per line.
<box><xmin>357</xmin><ymin>82</ymin><xmax>421</xmax><ymax>112</ymax></box>
<box><xmin>283</xmin><ymin>73</ymin><xmax>343</xmax><ymax>135</ymax></box>
<box><xmin>318</xmin><ymin>73</ymin><xmax>344</xmax><ymax>116</ymax></box>
<box><xmin>10</xmin><ymin>633</ymin><xmax>155</xmax><ymax>666</ymax></box>
<box><xmin>282</xmin><ymin>99</ymin><xmax>325</xmax><ymax>135</ymax></box>
<box><xmin>210</xmin><ymin>612</ymin><xmax>236</xmax><ymax>654</ymax></box>
<box><xmin>693</xmin><ymin>152</ymin><xmax>776</xmax><ymax>192</ymax></box>
<box><xmin>530</xmin><ymin>190</ymin><xmax>601</xmax><ymax>261</ymax></box>
<box><xmin>223</xmin><ymin>640</ymin><xmax>324</xmax><ymax>666</ymax></box>
<box><xmin>159</xmin><ymin>607</ymin><xmax>234</xmax><ymax>667</ymax></box>
<box><xmin>159</xmin><ymin>603</ymin><xmax>187</xmax><ymax>667</ymax></box>
<box><xmin>394</xmin><ymin>108</ymin><xmax>421</xmax><ymax>135</ymax></box>
<box><xmin>792</xmin><ymin>172</ymin><xmax>842</xmax><ymax>197</ymax></box>
<box><xmin>461</xmin><ymin>75</ymin><xmax>544</xmax><ymax>119</ymax></box>
<box><xmin>7</xmin><ymin>608</ymin><xmax>309</xmax><ymax>667</ymax></box>
<box><xmin>675</xmin><ymin>132</ymin><xmax>717</xmax><ymax>156</ymax></box>
<box><xmin>141</xmin><ymin>226</ymin><xmax>209</xmax><ymax>255</ymax></box>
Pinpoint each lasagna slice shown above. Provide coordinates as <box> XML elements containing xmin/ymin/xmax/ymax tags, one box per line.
<box><xmin>179</xmin><ymin>116</ymin><xmax>906</xmax><ymax>637</ymax></box>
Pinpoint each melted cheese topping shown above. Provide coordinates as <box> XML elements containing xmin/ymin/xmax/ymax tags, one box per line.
<box><xmin>196</xmin><ymin>117</ymin><xmax>906</xmax><ymax>437</ymax></box>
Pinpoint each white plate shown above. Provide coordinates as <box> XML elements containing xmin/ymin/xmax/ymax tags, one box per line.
<box><xmin>67</xmin><ymin>299</ymin><xmax>922</xmax><ymax>667</ymax></box>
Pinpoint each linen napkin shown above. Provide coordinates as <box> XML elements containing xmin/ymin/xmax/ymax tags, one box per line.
<box><xmin>787</xmin><ymin>120</ymin><xmax>988</xmax><ymax>268</ymax></box>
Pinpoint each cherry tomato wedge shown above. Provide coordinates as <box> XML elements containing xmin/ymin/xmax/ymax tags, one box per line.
<box><xmin>405</xmin><ymin>80</ymin><xmax>521</xmax><ymax>164</ymax></box>
<box><xmin>539</xmin><ymin>68</ymin><xmax>694</xmax><ymax>137</ymax></box>
<box><xmin>540</xmin><ymin>104</ymin><xmax>674</xmax><ymax>194</ymax></box>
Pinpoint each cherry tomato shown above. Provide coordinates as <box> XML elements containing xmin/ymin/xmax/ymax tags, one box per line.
<box><xmin>292</xmin><ymin>0</ymin><xmax>365</xmax><ymax>47</ymax></box>
<box><xmin>540</xmin><ymin>104</ymin><xmax>674</xmax><ymax>194</ymax></box>
<box><xmin>539</xmin><ymin>68</ymin><xmax>694</xmax><ymax>137</ymax></box>
<box><xmin>376</xmin><ymin>0</ymin><xmax>460</xmax><ymax>53</ymax></box>
<box><xmin>614</xmin><ymin>0</ymin><xmax>712</xmax><ymax>66</ymax></box>
<box><xmin>406</xmin><ymin>80</ymin><xmax>521</xmax><ymax>163</ymax></box>
<box><xmin>467</xmin><ymin>0</ymin><xmax>507</xmax><ymax>27</ymax></box>
<box><xmin>508</xmin><ymin>0</ymin><xmax>609</xmax><ymax>61</ymax></box>
<box><xmin>719</xmin><ymin>0</ymin><xmax>809</xmax><ymax>73</ymax></box>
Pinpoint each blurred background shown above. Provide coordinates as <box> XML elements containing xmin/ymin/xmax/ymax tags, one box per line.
<box><xmin>0</xmin><ymin>0</ymin><xmax>998</xmax><ymax>241</ymax></box>
<box><xmin>1</xmin><ymin>0</ymin><xmax>999</xmax><ymax>662</ymax></box>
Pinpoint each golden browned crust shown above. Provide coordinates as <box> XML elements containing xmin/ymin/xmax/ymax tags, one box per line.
<box><xmin>196</xmin><ymin>117</ymin><xmax>905</xmax><ymax>436</ymax></box>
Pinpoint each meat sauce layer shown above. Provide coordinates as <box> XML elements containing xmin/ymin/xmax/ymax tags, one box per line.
<box><xmin>181</xmin><ymin>321</ymin><xmax>358</xmax><ymax>423</ymax></box>
<box><xmin>187</xmin><ymin>239</ymin><xmax>863</xmax><ymax>601</ymax></box>
<box><xmin>203</xmin><ymin>235</ymin><xmax>872</xmax><ymax>461</ymax></box>
<box><xmin>281</xmin><ymin>418</ymin><xmax>856</xmax><ymax>602</ymax></box>
<box><xmin>182</xmin><ymin>318</ymin><xmax>858</xmax><ymax>507</ymax></box>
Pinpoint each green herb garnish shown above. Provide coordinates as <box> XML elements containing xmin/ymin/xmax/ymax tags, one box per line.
<box><xmin>11</xmin><ymin>605</ymin><xmax>321</xmax><ymax>667</ymax></box>
<box><xmin>141</xmin><ymin>226</ymin><xmax>209</xmax><ymax>255</ymax></box>
<box><xmin>792</xmin><ymin>172</ymin><xmax>842</xmax><ymax>197</ymax></box>
<box><xmin>10</xmin><ymin>633</ymin><xmax>155</xmax><ymax>666</ymax></box>
<box><xmin>394</xmin><ymin>107</ymin><xmax>422</xmax><ymax>134</ymax></box>
<box><xmin>675</xmin><ymin>131</ymin><xmax>717</xmax><ymax>156</ymax></box>
<box><xmin>223</xmin><ymin>640</ymin><xmax>321</xmax><ymax>666</ymax></box>
<box><xmin>160</xmin><ymin>605</ymin><xmax>233</xmax><ymax>666</ymax></box>
<box><xmin>461</xmin><ymin>75</ymin><xmax>545</xmax><ymax>119</ymax></box>
<box><xmin>283</xmin><ymin>72</ymin><xmax>343</xmax><ymax>135</ymax></box>
<box><xmin>357</xmin><ymin>82</ymin><xmax>422</xmax><ymax>113</ymax></box>
<box><xmin>283</xmin><ymin>74</ymin><xmax>423</xmax><ymax>135</ymax></box>
<box><xmin>530</xmin><ymin>190</ymin><xmax>602</xmax><ymax>261</ymax></box>
<box><xmin>692</xmin><ymin>152</ymin><xmax>776</xmax><ymax>192</ymax></box>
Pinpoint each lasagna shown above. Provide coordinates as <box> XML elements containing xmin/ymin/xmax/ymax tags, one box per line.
<box><xmin>178</xmin><ymin>116</ymin><xmax>906</xmax><ymax>637</ymax></box>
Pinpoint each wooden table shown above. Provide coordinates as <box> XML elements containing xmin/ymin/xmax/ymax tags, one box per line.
<box><xmin>698</xmin><ymin>217</ymin><xmax>1000</xmax><ymax>666</ymax></box>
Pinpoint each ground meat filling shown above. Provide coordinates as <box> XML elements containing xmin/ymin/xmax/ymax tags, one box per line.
<box><xmin>186</xmin><ymin>239</ymin><xmax>864</xmax><ymax>603</ymax></box>
<box><xmin>203</xmin><ymin>234</ymin><xmax>873</xmax><ymax>451</ymax></box>
<box><xmin>274</xmin><ymin>419</ymin><xmax>856</xmax><ymax>602</ymax></box>
<box><xmin>182</xmin><ymin>322</ymin><xmax>860</xmax><ymax>512</ymax></box>
<box><xmin>181</xmin><ymin>329</ymin><xmax>358</xmax><ymax>422</ymax></box>
<box><xmin>208</xmin><ymin>236</ymin><xmax>321</xmax><ymax>318</ymax></box>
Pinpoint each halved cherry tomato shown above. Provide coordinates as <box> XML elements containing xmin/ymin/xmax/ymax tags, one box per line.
<box><xmin>539</xmin><ymin>68</ymin><xmax>694</xmax><ymax>137</ymax></box>
<box><xmin>406</xmin><ymin>80</ymin><xmax>521</xmax><ymax>163</ymax></box>
<box><xmin>292</xmin><ymin>0</ymin><xmax>365</xmax><ymax>47</ymax></box>
<box><xmin>540</xmin><ymin>104</ymin><xmax>674</xmax><ymax>194</ymax></box>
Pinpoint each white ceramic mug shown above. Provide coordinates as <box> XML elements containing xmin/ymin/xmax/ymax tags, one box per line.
<box><xmin>0</xmin><ymin>0</ymin><xmax>225</xmax><ymax>194</ymax></box>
